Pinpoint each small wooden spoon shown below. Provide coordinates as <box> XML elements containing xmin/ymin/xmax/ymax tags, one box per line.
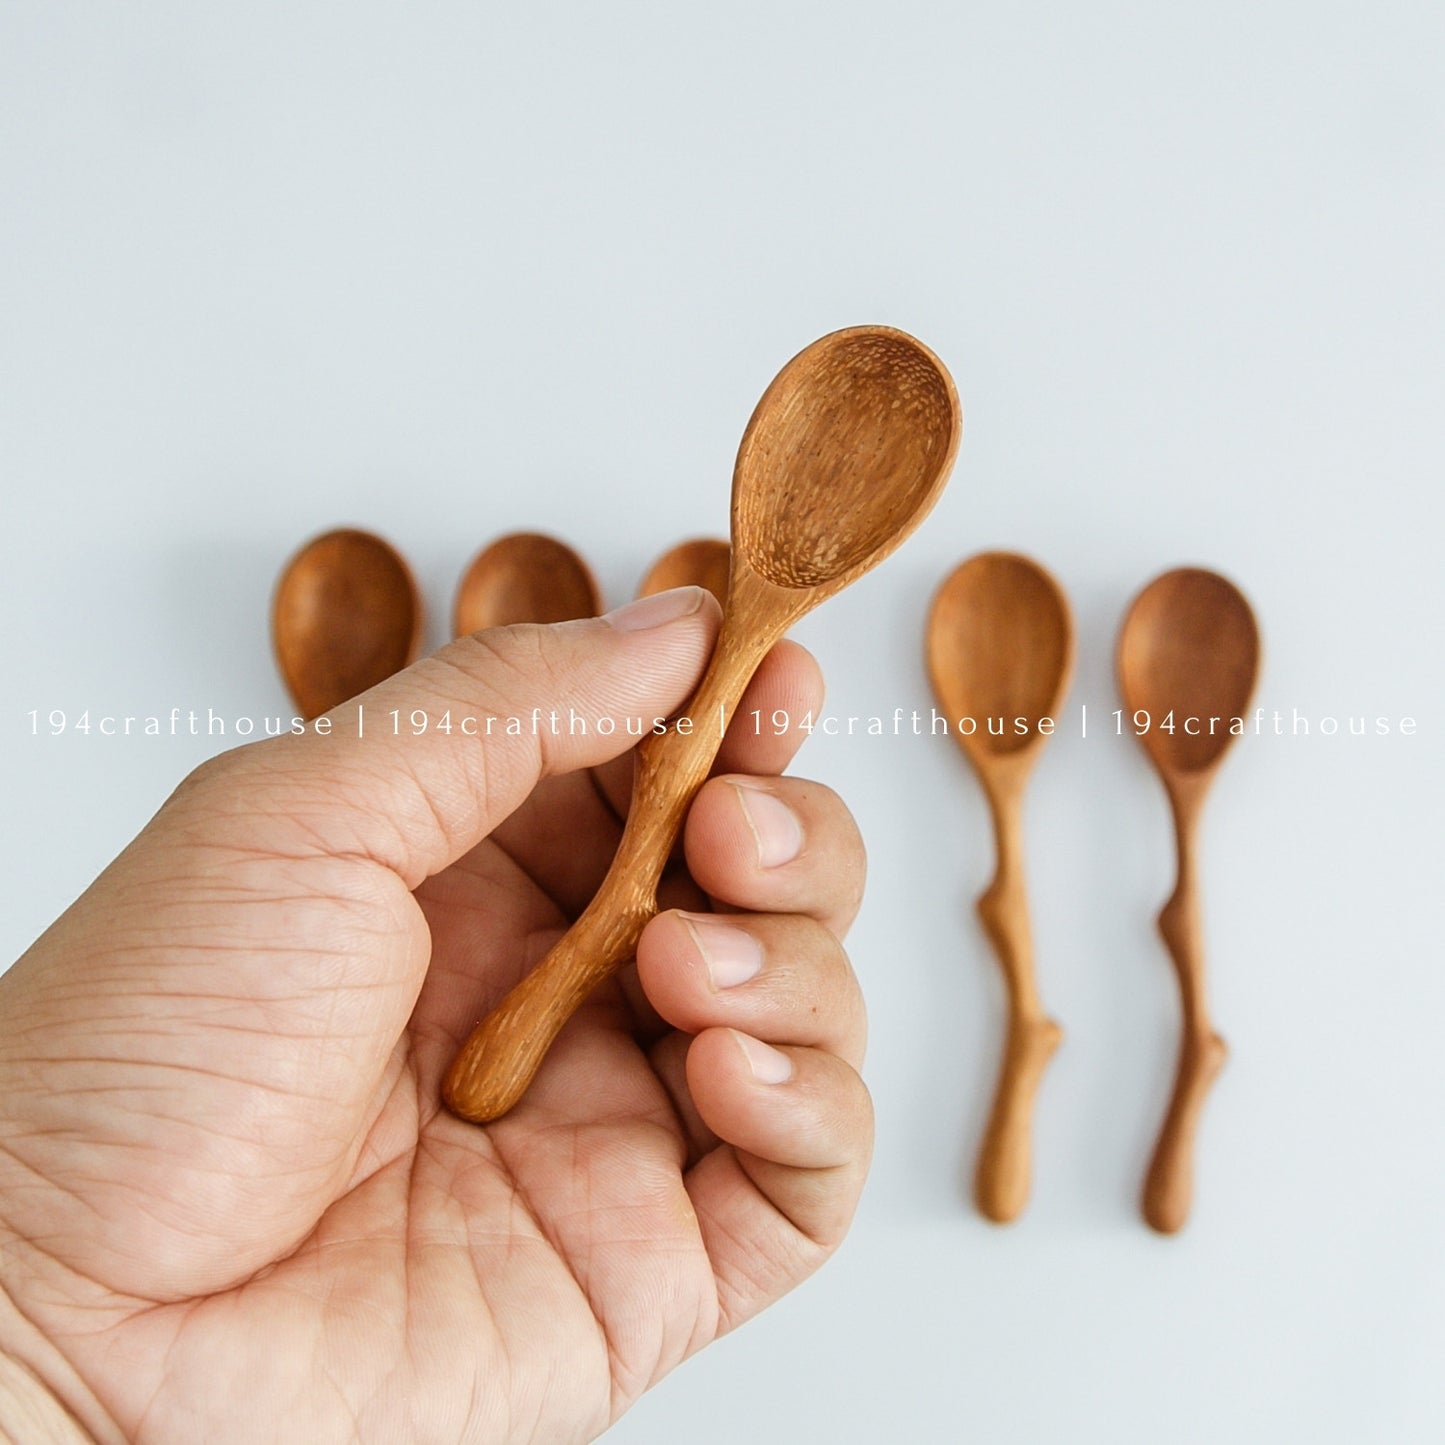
<box><xmin>638</xmin><ymin>538</ymin><xmax>731</xmax><ymax>605</ymax></box>
<box><xmin>927</xmin><ymin>552</ymin><xmax>1073</xmax><ymax>1223</ymax></box>
<box><xmin>454</xmin><ymin>532</ymin><xmax>602</xmax><ymax>636</ymax></box>
<box><xmin>1117</xmin><ymin>567</ymin><xmax>1260</xmax><ymax>1234</ymax></box>
<box><xmin>272</xmin><ymin>527</ymin><xmax>423</xmax><ymax>720</ymax></box>
<box><xmin>444</xmin><ymin>325</ymin><xmax>962</xmax><ymax>1122</ymax></box>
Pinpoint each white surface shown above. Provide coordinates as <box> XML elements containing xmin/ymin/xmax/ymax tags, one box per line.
<box><xmin>3</xmin><ymin>4</ymin><xmax>1443</xmax><ymax>1441</ymax></box>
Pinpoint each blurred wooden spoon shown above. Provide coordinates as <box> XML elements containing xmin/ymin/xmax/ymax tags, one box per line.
<box><xmin>638</xmin><ymin>538</ymin><xmax>730</xmax><ymax>604</ymax></box>
<box><xmin>1117</xmin><ymin>566</ymin><xmax>1260</xmax><ymax>1234</ymax></box>
<box><xmin>454</xmin><ymin>532</ymin><xmax>602</xmax><ymax>636</ymax></box>
<box><xmin>927</xmin><ymin>551</ymin><xmax>1073</xmax><ymax>1223</ymax></box>
<box><xmin>272</xmin><ymin>527</ymin><xmax>422</xmax><ymax>720</ymax></box>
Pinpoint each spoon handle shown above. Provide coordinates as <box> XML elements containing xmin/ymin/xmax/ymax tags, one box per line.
<box><xmin>1142</xmin><ymin>796</ymin><xmax>1228</xmax><ymax>1234</ymax></box>
<box><xmin>442</xmin><ymin>618</ymin><xmax>781</xmax><ymax>1124</ymax></box>
<box><xmin>973</xmin><ymin>778</ymin><xmax>1062</xmax><ymax>1223</ymax></box>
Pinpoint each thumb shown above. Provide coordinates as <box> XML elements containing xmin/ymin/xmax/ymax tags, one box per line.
<box><xmin>215</xmin><ymin>585</ymin><xmax>720</xmax><ymax>886</ymax></box>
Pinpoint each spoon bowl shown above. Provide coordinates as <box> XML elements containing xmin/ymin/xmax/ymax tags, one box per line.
<box><xmin>454</xmin><ymin>532</ymin><xmax>602</xmax><ymax>636</ymax></box>
<box><xmin>272</xmin><ymin>527</ymin><xmax>423</xmax><ymax>721</ymax></box>
<box><xmin>1118</xmin><ymin>567</ymin><xmax>1260</xmax><ymax>775</ymax></box>
<box><xmin>929</xmin><ymin>551</ymin><xmax>1073</xmax><ymax>761</ymax></box>
<box><xmin>735</xmin><ymin>328</ymin><xmax>957</xmax><ymax>590</ymax></box>
<box><xmin>927</xmin><ymin>552</ymin><xmax>1073</xmax><ymax>1222</ymax></box>
<box><xmin>1117</xmin><ymin>566</ymin><xmax>1260</xmax><ymax>1234</ymax></box>
<box><xmin>445</xmin><ymin>325</ymin><xmax>962</xmax><ymax>1122</ymax></box>
<box><xmin>638</xmin><ymin>538</ymin><xmax>731</xmax><ymax>605</ymax></box>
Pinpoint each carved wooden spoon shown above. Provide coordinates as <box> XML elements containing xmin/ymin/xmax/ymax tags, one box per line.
<box><xmin>1117</xmin><ymin>567</ymin><xmax>1260</xmax><ymax>1234</ymax></box>
<box><xmin>272</xmin><ymin>527</ymin><xmax>423</xmax><ymax>720</ymax></box>
<box><xmin>927</xmin><ymin>552</ymin><xmax>1073</xmax><ymax>1223</ymax></box>
<box><xmin>454</xmin><ymin>532</ymin><xmax>602</xmax><ymax>636</ymax></box>
<box><xmin>444</xmin><ymin>325</ymin><xmax>962</xmax><ymax>1122</ymax></box>
<box><xmin>638</xmin><ymin>538</ymin><xmax>731</xmax><ymax>605</ymax></box>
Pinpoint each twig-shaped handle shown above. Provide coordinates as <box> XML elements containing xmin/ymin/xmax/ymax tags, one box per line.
<box><xmin>1142</xmin><ymin>793</ymin><xmax>1227</xmax><ymax>1234</ymax></box>
<box><xmin>443</xmin><ymin>620</ymin><xmax>777</xmax><ymax>1123</ymax></box>
<box><xmin>972</xmin><ymin>777</ymin><xmax>1062</xmax><ymax>1223</ymax></box>
<box><xmin>441</xmin><ymin>886</ymin><xmax>654</xmax><ymax>1122</ymax></box>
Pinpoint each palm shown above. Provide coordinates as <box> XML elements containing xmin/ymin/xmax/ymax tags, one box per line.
<box><xmin>6</xmin><ymin>768</ymin><xmax>754</xmax><ymax>1441</ymax></box>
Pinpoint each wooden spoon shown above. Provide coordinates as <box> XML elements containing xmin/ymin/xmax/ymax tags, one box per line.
<box><xmin>638</xmin><ymin>538</ymin><xmax>731</xmax><ymax>605</ymax></box>
<box><xmin>1117</xmin><ymin>567</ymin><xmax>1260</xmax><ymax>1234</ymax></box>
<box><xmin>272</xmin><ymin>527</ymin><xmax>423</xmax><ymax>721</ymax></box>
<box><xmin>454</xmin><ymin>532</ymin><xmax>602</xmax><ymax>636</ymax></box>
<box><xmin>927</xmin><ymin>552</ymin><xmax>1073</xmax><ymax>1223</ymax></box>
<box><xmin>444</xmin><ymin>325</ymin><xmax>962</xmax><ymax>1122</ymax></box>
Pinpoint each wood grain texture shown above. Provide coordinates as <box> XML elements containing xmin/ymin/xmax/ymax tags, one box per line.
<box><xmin>444</xmin><ymin>325</ymin><xmax>962</xmax><ymax>1123</ymax></box>
<box><xmin>272</xmin><ymin>527</ymin><xmax>423</xmax><ymax>721</ymax></box>
<box><xmin>927</xmin><ymin>552</ymin><xmax>1072</xmax><ymax>1223</ymax></box>
<box><xmin>1117</xmin><ymin>566</ymin><xmax>1260</xmax><ymax>1234</ymax></box>
<box><xmin>454</xmin><ymin>531</ymin><xmax>602</xmax><ymax>636</ymax></box>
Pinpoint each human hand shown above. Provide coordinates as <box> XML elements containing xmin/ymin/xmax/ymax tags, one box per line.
<box><xmin>0</xmin><ymin>586</ymin><xmax>871</xmax><ymax>1444</ymax></box>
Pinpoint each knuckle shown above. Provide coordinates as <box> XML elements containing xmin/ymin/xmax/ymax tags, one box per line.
<box><xmin>451</xmin><ymin>626</ymin><xmax>554</xmax><ymax>708</ymax></box>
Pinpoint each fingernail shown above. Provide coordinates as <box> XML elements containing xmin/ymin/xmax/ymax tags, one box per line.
<box><xmin>735</xmin><ymin>1031</ymin><xmax>793</xmax><ymax>1084</ymax></box>
<box><xmin>683</xmin><ymin>913</ymin><xmax>763</xmax><ymax>989</ymax></box>
<box><xmin>603</xmin><ymin>586</ymin><xmax>706</xmax><ymax>632</ymax></box>
<box><xmin>731</xmin><ymin>779</ymin><xmax>804</xmax><ymax>868</ymax></box>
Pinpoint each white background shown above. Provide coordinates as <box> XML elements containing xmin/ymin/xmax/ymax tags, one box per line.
<box><xmin>3</xmin><ymin>4</ymin><xmax>1443</xmax><ymax>1441</ymax></box>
